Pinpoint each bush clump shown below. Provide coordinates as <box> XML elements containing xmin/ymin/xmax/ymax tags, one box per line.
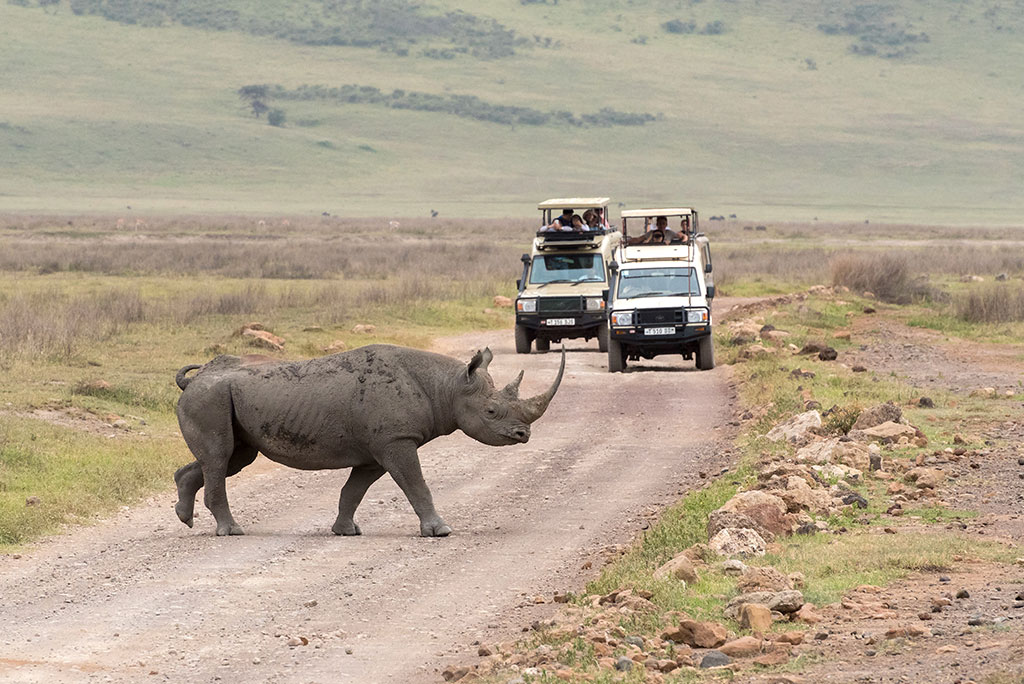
<box><xmin>830</xmin><ymin>253</ymin><xmax>912</xmax><ymax>302</ymax></box>
<box><xmin>953</xmin><ymin>284</ymin><xmax>1024</xmax><ymax>323</ymax></box>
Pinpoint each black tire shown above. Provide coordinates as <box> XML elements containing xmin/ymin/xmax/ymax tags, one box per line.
<box><xmin>535</xmin><ymin>338</ymin><xmax>551</xmax><ymax>352</ymax></box>
<box><xmin>596</xmin><ymin>323</ymin><xmax>609</xmax><ymax>353</ymax></box>
<box><xmin>607</xmin><ymin>339</ymin><xmax>626</xmax><ymax>372</ymax></box>
<box><xmin>695</xmin><ymin>335</ymin><xmax>715</xmax><ymax>370</ymax></box>
<box><xmin>514</xmin><ymin>325</ymin><xmax>532</xmax><ymax>354</ymax></box>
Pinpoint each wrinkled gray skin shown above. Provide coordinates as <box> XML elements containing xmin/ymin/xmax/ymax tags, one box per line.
<box><xmin>173</xmin><ymin>344</ymin><xmax>564</xmax><ymax>537</ymax></box>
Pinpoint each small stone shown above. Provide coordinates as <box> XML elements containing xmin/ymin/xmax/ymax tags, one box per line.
<box><xmin>303</xmin><ymin>600</ymin><xmax>318</xmax><ymax>608</ymax></box>
<box><xmin>967</xmin><ymin>615</ymin><xmax>993</xmax><ymax>626</ymax></box>
<box><xmin>956</xmin><ymin>589</ymin><xmax>970</xmax><ymax>599</ymax></box>
<box><xmin>918</xmin><ymin>397</ymin><xmax>935</xmax><ymax>408</ymax></box>
<box><xmin>615</xmin><ymin>656</ymin><xmax>633</xmax><ymax>671</ymax></box>
<box><xmin>699</xmin><ymin>650</ymin><xmax>731</xmax><ymax>669</ymax></box>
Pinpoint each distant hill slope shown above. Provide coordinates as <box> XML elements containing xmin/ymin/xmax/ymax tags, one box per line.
<box><xmin>0</xmin><ymin>0</ymin><xmax>1022</xmax><ymax>222</ymax></box>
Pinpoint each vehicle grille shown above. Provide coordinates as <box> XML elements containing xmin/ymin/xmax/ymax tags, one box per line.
<box><xmin>636</xmin><ymin>308</ymin><xmax>683</xmax><ymax>325</ymax></box>
<box><xmin>539</xmin><ymin>296</ymin><xmax>583</xmax><ymax>313</ymax></box>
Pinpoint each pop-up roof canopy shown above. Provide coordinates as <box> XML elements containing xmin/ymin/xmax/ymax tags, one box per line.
<box><xmin>620</xmin><ymin>208</ymin><xmax>695</xmax><ymax>218</ymax></box>
<box><xmin>537</xmin><ymin>197</ymin><xmax>611</xmax><ymax>210</ymax></box>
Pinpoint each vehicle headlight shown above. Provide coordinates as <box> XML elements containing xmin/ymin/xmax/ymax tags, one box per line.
<box><xmin>611</xmin><ymin>311</ymin><xmax>633</xmax><ymax>326</ymax></box>
<box><xmin>516</xmin><ymin>298</ymin><xmax>537</xmax><ymax>313</ymax></box>
<box><xmin>686</xmin><ymin>308</ymin><xmax>709</xmax><ymax>323</ymax></box>
<box><xmin>585</xmin><ymin>297</ymin><xmax>605</xmax><ymax>311</ymax></box>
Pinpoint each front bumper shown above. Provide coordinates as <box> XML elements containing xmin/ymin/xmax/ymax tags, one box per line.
<box><xmin>611</xmin><ymin>323</ymin><xmax>712</xmax><ymax>353</ymax></box>
<box><xmin>517</xmin><ymin>312</ymin><xmax>606</xmax><ymax>338</ymax></box>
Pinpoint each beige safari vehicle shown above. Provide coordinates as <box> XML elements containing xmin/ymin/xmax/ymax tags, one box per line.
<box><xmin>605</xmin><ymin>207</ymin><xmax>715</xmax><ymax>371</ymax></box>
<box><xmin>514</xmin><ymin>198</ymin><xmax>622</xmax><ymax>353</ymax></box>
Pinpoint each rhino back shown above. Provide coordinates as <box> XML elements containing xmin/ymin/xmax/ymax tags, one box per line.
<box><xmin>223</xmin><ymin>345</ymin><xmax>461</xmax><ymax>466</ymax></box>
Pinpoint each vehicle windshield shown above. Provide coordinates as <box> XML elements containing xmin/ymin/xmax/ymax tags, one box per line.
<box><xmin>529</xmin><ymin>254</ymin><xmax>605</xmax><ymax>285</ymax></box>
<box><xmin>617</xmin><ymin>267</ymin><xmax>699</xmax><ymax>299</ymax></box>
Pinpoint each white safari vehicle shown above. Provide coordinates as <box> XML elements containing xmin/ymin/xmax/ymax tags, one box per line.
<box><xmin>605</xmin><ymin>207</ymin><xmax>715</xmax><ymax>372</ymax></box>
<box><xmin>514</xmin><ymin>198</ymin><xmax>622</xmax><ymax>353</ymax></box>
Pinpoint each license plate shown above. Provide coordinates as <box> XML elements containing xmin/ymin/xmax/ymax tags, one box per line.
<box><xmin>644</xmin><ymin>327</ymin><xmax>676</xmax><ymax>335</ymax></box>
<box><xmin>545</xmin><ymin>318</ymin><xmax>575</xmax><ymax>326</ymax></box>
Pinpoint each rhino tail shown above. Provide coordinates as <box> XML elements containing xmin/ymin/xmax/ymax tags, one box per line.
<box><xmin>175</xmin><ymin>364</ymin><xmax>203</xmax><ymax>391</ymax></box>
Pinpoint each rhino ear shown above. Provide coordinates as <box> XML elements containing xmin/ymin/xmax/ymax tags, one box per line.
<box><xmin>467</xmin><ymin>347</ymin><xmax>493</xmax><ymax>377</ymax></box>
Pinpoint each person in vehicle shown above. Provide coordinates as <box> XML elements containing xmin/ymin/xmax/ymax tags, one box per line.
<box><xmin>677</xmin><ymin>216</ymin><xmax>691</xmax><ymax>243</ymax></box>
<box><xmin>540</xmin><ymin>208</ymin><xmax>577</xmax><ymax>232</ymax></box>
<box><xmin>626</xmin><ymin>216</ymin><xmax>678</xmax><ymax>245</ymax></box>
<box><xmin>582</xmin><ymin>209</ymin><xmax>603</xmax><ymax>230</ymax></box>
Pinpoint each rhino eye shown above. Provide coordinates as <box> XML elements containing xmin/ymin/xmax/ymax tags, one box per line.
<box><xmin>485</xmin><ymin>406</ymin><xmax>497</xmax><ymax>417</ymax></box>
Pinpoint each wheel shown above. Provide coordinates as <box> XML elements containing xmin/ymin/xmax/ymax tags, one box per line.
<box><xmin>596</xmin><ymin>323</ymin><xmax>609</xmax><ymax>353</ymax></box>
<box><xmin>695</xmin><ymin>335</ymin><xmax>715</xmax><ymax>370</ymax></box>
<box><xmin>535</xmin><ymin>338</ymin><xmax>551</xmax><ymax>352</ymax></box>
<box><xmin>607</xmin><ymin>339</ymin><xmax>626</xmax><ymax>372</ymax></box>
<box><xmin>514</xmin><ymin>325</ymin><xmax>532</xmax><ymax>354</ymax></box>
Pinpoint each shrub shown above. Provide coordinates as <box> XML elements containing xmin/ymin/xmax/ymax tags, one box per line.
<box><xmin>267</xmin><ymin>109</ymin><xmax>286</xmax><ymax>127</ymax></box>
<box><xmin>662</xmin><ymin>19</ymin><xmax>696</xmax><ymax>34</ymax></box>
<box><xmin>823</xmin><ymin>405</ymin><xmax>861</xmax><ymax>435</ymax></box>
<box><xmin>830</xmin><ymin>253</ymin><xmax>911</xmax><ymax>303</ymax></box>
<box><xmin>953</xmin><ymin>284</ymin><xmax>1024</xmax><ymax>323</ymax></box>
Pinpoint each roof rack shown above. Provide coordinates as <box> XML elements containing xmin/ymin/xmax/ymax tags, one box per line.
<box><xmin>537</xmin><ymin>197</ymin><xmax>611</xmax><ymax>210</ymax></box>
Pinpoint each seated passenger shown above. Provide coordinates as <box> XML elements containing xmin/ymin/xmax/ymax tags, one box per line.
<box><xmin>582</xmin><ymin>209</ymin><xmax>602</xmax><ymax>231</ymax></box>
<box><xmin>570</xmin><ymin>214</ymin><xmax>588</xmax><ymax>232</ymax></box>
<box><xmin>540</xmin><ymin>208</ymin><xmax>577</xmax><ymax>232</ymax></box>
<box><xmin>626</xmin><ymin>216</ymin><xmax>678</xmax><ymax>245</ymax></box>
<box><xmin>594</xmin><ymin>207</ymin><xmax>611</xmax><ymax>229</ymax></box>
<box><xmin>676</xmin><ymin>216</ymin><xmax>691</xmax><ymax>243</ymax></box>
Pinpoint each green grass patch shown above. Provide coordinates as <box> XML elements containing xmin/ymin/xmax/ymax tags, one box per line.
<box><xmin>0</xmin><ymin>416</ymin><xmax>185</xmax><ymax>547</ymax></box>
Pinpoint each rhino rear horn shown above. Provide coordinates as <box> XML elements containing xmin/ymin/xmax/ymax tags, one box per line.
<box><xmin>502</xmin><ymin>370</ymin><xmax>525</xmax><ymax>398</ymax></box>
<box><xmin>520</xmin><ymin>346</ymin><xmax>566</xmax><ymax>423</ymax></box>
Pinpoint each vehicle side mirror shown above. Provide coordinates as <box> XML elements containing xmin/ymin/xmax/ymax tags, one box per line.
<box><xmin>609</xmin><ymin>261</ymin><xmax>619</xmax><ymax>273</ymax></box>
<box><xmin>520</xmin><ymin>253</ymin><xmax>530</xmax><ymax>264</ymax></box>
<box><xmin>705</xmin><ymin>263</ymin><xmax>713</xmax><ymax>274</ymax></box>
<box><xmin>706</xmin><ymin>284</ymin><xmax>716</xmax><ymax>299</ymax></box>
<box><xmin>516</xmin><ymin>279</ymin><xmax>522</xmax><ymax>290</ymax></box>
<box><xmin>601</xmin><ymin>289</ymin><xmax>609</xmax><ymax>301</ymax></box>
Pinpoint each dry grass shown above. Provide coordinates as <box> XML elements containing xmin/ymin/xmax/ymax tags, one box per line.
<box><xmin>830</xmin><ymin>253</ymin><xmax>914</xmax><ymax>302</ymax></box>
<box><xmin>954</xmin><ymin>283</ymin><xmax>1024</xmax><ymax>323</ymax></box>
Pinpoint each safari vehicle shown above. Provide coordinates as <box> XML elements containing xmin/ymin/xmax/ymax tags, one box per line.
<box><xmin>604</xmin><ymin>207</ymin><xmax>715</xmax><ymax>372</ymax></box>
<box><xmin>514</xmin><ymin>198</ymin><xmax>622</xmax><ymax>354</ymax></box>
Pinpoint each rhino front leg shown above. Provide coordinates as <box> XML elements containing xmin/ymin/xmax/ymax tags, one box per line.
<box><xmin>379</xmin><ymin>441</ymin><xmax>451</xmax><ymax>537</ymax></box>
<box><xmin>332</xmin><ymin>463</ymin><xmax>386</xmax><ymax>536</ymax></box>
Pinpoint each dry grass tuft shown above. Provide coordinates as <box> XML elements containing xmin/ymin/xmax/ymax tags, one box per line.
<box><xmin>954</xmin><ymin>283</ymin><xmax>1024</xmax><ymax>323</ymax></box>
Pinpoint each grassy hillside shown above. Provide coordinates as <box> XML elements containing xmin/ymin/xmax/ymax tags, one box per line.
<box><xmin>0</xmin><ymin>0</ymin><xmax>1022</xmax><ymax>221</ymax></box>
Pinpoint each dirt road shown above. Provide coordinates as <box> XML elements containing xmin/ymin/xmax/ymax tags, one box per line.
<box><xmin>0</xmin><ymin>319</ymin><xmax>741</xmax><ymax>684</ymax></box>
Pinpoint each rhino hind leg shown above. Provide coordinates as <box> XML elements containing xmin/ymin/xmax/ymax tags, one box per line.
<box><xmin>332</xmin><ymin>463</ymin><xmax>386</xmax><ymax>536</ymax></box>
<box><xmin>173</xmin><ymin>462</ymin><xmax>204</xmax><ymax>528</ymax></box>
<box><xmin>178</xmin><ymin>390</ymin><xmax>246</xmax><ymax>536</ymax></box>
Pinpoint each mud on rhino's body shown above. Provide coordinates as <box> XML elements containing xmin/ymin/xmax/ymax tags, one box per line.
<box><xmin>173</xmin><ymin>344</ymin><xmax>563</xmax><ymax>537</ymax></box>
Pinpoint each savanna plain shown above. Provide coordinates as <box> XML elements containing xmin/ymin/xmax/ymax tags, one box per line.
<box><xmin>2</xmin><ymin>215</ymin><xmax>1024</xmax><ymax>684</ymax></box>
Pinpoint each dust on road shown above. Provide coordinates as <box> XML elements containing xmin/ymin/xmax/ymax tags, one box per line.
<box><xmin>0</xmin><ymin>316</ymin><xmax>742</xmax><ymax>684</ymax></box>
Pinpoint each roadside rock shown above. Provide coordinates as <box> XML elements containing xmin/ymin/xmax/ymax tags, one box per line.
<box><xmin>818</xmin><ymin>347</ymin><xmax>838</xmax><ymax>361</ymax></box>
<box><xmin>653</xmin><ymin>554</ymin><xmax>699</xmax><ymax>584</ymax></box>
<box><xmin>851</xmin><ymin>421</ymin><xmax>918</xmax><ymax>444</ymax></box>
<box><xmin>707</xmin><ymin>510</ymin><xmax>776</xmax><ymax>543</ymax></box>
<box><xmin>740</xmin><ymin>344</ymin><xmax>774</xmax><ymax>360</ymax></box>
<box><xmin>709</xmin><ymin>527</ymin><xmax>767</xmax><ymax>558</ymax></box>
<box><xmin>766</xmin><ymin>411</ymin><xmax>822</xmax><ymax>443</ymax></box>
<box><xmin>767</xmin><ymin>590</ymin><xmax>805</xmax><ymax>614</ymax></box>
<box><xmin>719</xmin><ymin>636</ymin><xmax>763</xmax><ymax>658</ymax></box>
<box><xmin>905</xmin><ymin>467</ymin><xmax>946</xmax><ymax>489</ymax></box>
<box><xmin>662</xmin><ymin>620</ymin><xmax>728</xmax><ymax>648</ymax></box>
<box><xmin>737</xmin><ymin>566</ymin><xmax>792</xmax><ymax>593</ymax></box>
<box><xmin>699</xmin><ymin>650</ymin><xmax>732</xmax><ymax>669</ymax></box>
<box><xmin>739</xmin><ymin>603</ymin><xmax>773</xmax><ymax>632</ymax></box>
<box><xmin>720</xmin><ymin>490</ymin><xmax>788</xmax><ymax>516</ymax></box>
<box><xmin>322</xmin><ymin>340</ymin><xmax>347</xmax><ymax>353</ymax></box>
<box><xmin>794</xmin><ymin>603</ymin><xmax>823</xmax><ymax>624</ymax></box>
<box><xmin>242</xmin><ymin>329</ymin><xmax>285</xmax><ymax>351</ymax></box>
<box><xmin>351</xmin><ymin>324</ymin><xmax>377</xmax><ymax>334</ymax></box>
<box><xmin>851</xmin><ymin>402</ymin><xmax>902</xmax><ymax>430</ymax></box>
<box><xmin>493</xmin><ymin>295</ymin><xmax>513</xmax><ymax>308</ymax></box>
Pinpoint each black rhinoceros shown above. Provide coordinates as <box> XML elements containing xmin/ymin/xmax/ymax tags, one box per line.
<box><xmin>173</xmin><ymin>344</ymin><xmax>563</xmax><ymax>537</ymax></box>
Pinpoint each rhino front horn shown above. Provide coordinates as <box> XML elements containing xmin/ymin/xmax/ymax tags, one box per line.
<box><xmin>520</xmin><ymin>346</ymin><xmax>566</xmax><ymax>423</ymax></box>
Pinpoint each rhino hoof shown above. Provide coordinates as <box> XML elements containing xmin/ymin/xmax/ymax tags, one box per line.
<box><xmin>175</xmin><ymin>503</ymin><xmax>194</xmax><ymax>528</ymax></box>
<box><xmin>216</xmin><ymin>523</ymin><xmax>245</xmax><ymax>536</ymax></box>
<box><xmin>421</xmin><ymin>522</ymin><xmax>452</xmax><ymax>537</ymax></box>
<box><xmin>332</xmin><ymin>521</ymin><xmax>362</xmax><ymax>536</ymax></box>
